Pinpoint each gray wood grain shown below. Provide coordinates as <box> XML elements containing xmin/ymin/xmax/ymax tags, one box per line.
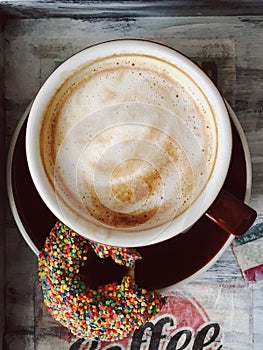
<box><xmin>253</xmin><ymin>285</ymin><xmax>263</xmax><ymax>349</ymax></box>
<box><xmin>1</xmin><ymin>12</ymin><xmax>263</xmax><ymax>350</ymax></box>
<box><xmin>0</xmin><ymin>0</ymin><xmax>263</xmax><ymax>18</ymax></box>
<box><xmin>0</xmin><ymin>18</ymin><xmax>5</xmax><ymax>350</ymax></box>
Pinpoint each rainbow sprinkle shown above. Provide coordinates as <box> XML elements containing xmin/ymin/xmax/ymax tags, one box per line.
<box><xmin>38</xmin><ymin>222</ymin><xmax>165</xmax><ymax>342</ymax></box>
<box><xmin>89</xmin><ymin>241</ymin><xmax>141</xmax><ymax>268</ymax></box>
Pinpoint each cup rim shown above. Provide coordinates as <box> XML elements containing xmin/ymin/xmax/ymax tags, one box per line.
<box><xmin>26</xmin><ymin>39</ymin><xmax>232</xmax><ymax>247</ymax></box>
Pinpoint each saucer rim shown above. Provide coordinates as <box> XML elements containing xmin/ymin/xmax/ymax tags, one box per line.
<box><xmin>6</xmin><ymin>100</ymin><xmax>252</xmax><ymax>286</ymax></box>
<box><xmin>160</xmin><ymin>100</ymin><xmax>252</xmax><ymax>290</ymax></box>
<box><xmin>7</xmin><ymin>102</ymin><xmax>38</xmax><ymax>255</ymax></box>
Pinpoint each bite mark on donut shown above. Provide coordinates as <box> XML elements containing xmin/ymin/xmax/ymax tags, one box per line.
<box><xmin>38</xmin><ymin>222</ymin><xmax>165</xmax><ymax>342</ymax></box>
<box><xmin>80</xmin><ymin>250</ymin><xmax>128</xmax><ymax>289</ymax></box>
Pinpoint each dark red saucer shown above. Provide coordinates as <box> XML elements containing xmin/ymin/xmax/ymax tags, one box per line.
<box><xmin>8</xmin><ymin>105</ymin><xmax>249</xmax><ymax>290</ymax></box>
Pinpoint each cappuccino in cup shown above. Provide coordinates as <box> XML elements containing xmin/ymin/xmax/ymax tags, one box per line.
<box><xmin>27</xmin><ymin>40</ymin><xmax>232</xmax><ymax>246</ymax></box>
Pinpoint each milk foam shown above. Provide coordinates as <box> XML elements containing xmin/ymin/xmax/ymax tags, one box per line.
<box><xmin>40</xmin><ymin>53</ymin><xmax>217</xmax><ymax>230</ymax></box>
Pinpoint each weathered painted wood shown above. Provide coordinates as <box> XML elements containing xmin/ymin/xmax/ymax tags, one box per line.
<box><xmin>0</xmin><ymin>17</ymin><xmax>5</xmax><ymax>350</ymax></box>
<box><xmin>2</xmin><ymin>13</ymin><xmax>263</xmax><ymax>349</ymax></box>
<box><xmin>253</xmin><ymin>284</ymin><xmax>263</xmax><ymax>348</ymax></box>
<box><xmin>0</xmin><ymin>0</ymin><xmax>263</xmax><ymax>19</ymax></box>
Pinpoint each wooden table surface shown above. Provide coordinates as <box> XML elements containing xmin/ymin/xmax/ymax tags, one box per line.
<box><xmin>1</xmin><ymin>2</ymin><xmax>263</xmax><ymax>349</ymax></box>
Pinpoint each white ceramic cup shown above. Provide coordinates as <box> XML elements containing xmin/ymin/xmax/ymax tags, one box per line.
<box><xmin>26</xmin><ymin>39</ymin><xmax>256</xmax><ymax>247</ymax></box>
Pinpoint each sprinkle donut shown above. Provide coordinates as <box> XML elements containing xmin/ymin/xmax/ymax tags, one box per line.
<box><xmin>38</xmin><ymin>222</ymin><xmax>165</xmax><ymax>342</ymax></box>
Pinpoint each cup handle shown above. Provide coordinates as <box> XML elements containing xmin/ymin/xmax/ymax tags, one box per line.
<box><xmin>205</xmin><ymin>189</ymin><xmax>257</xmax><ymax>236</ymax></box>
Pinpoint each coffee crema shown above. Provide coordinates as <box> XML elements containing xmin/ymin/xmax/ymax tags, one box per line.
<box><xmin>39</xmin><ymin>53</ymin><xmax>217</xmax><ymax>231</ymax></box>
